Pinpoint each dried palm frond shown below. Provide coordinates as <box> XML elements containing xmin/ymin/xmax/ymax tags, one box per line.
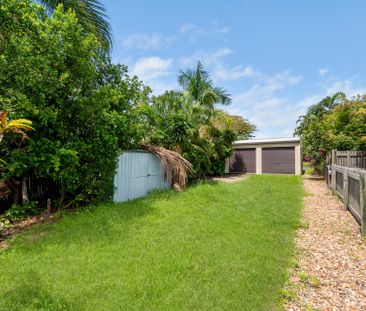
<box><xmin>141</xmin><ymin>144</ymin><xmax>192</xmax><ymax>191</ymax></box>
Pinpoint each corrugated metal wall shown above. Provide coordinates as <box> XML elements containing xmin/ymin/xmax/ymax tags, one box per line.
<box><xmin>113</xmin><ymin>150</ymin><xmax>171</xmax><ymax>202</ymax></box>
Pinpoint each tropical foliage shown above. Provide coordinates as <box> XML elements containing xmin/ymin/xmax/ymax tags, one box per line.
<box><xmin>178</xmin><ymin>61</ymin><xmax>231</xmax><ymax>108</ymax></box>
<box><xmin>295</xmin><ymin>93</ymin><xmax>366</xmax><ymax>173</ymax></box>
<box><xmin>142</xmin><ymin>63</ymin><xmax>255</xmax><ymax>178</ymax></box>
<box><xmin>0</xmin><ymin>0</ymin><xmax>255</xmax><ymax>217</ymax></box>
<box><xmin>0</xmin><ymin>0</ymin><xmax>148</xmax><ymax>208</ymax></box>
<box><xmin>39</xmin><ymin>0</ymin><xmax>112</xmax><ymax>52</ymax></box>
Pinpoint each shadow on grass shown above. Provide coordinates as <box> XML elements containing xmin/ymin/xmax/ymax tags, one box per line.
<box><xmin>2</xmin><ymin>271</ymin><xmax>76</xmax><ymax>310</ymax></box>
<box><xmin>5</xmin><ymin>188</ymin><xmax>182</xmax><ymax>251</ymax></box>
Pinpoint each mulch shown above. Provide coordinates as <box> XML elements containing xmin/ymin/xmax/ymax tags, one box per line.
<box><xmin>284</xmin><ymin>178</ymin><xmax>366</xmax><ymax>311</ymax></box>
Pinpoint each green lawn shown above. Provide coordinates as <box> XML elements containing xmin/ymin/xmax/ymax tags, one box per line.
<box><xmin>0</xmin><ymin>175</ymin><xmax>303</xmax><ymax>311</ymax></box>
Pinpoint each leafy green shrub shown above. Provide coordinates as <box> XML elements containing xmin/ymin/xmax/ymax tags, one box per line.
<box><xmin>0</xmin><ymin>0</ymin><xmax>149</xmax><ymax>208</ymax></box>
<box><xmin>5</xmin><ymin>202</ymin><xmax>40</xmax><ymax>221</ymax></box>
<box><xmin>295</xmin><ymin>93</ymin><xmax>366</xmax><ymax>174</ymax></box>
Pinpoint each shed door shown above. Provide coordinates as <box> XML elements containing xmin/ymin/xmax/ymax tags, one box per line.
<box><xmin>114</xmin><ymin>152</ymin><xmax>169</xmax><ymax>202</ymax></box>
<box><xmin>229</xmin><ymin>148</ymin><xmax>256</xmax><ymax>173</ymax></box>
<box><xmin>262</xmin><ymin>147</ymin><xmax>295</xmax><ymax>174</ymax></box>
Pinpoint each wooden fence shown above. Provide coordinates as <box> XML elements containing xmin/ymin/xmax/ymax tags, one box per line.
<box><xmin>326</xmin><ymin>150</ymin><xmax>366</xmax><ymax>235</ymax></box>
<box><xmin>334</xmin><ymin>150</ymin><xmax>366</xmax><ymax>168</ymax></box>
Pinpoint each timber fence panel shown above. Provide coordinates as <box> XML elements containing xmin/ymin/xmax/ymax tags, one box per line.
<box><xmin>329</xmin><ymin>150</ymin><xmax>366</xmax><ymax>234</ymax></box>
<box><xmin>335</xmin><ymin>151</ymin><xmax>366</xmax><ymax>169</ymax></box>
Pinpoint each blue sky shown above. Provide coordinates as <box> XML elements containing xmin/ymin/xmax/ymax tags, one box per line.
<box><xmin>104</xmin><ymin>0</ymin><xmax>366</xmax><ymax>138</ymax></box>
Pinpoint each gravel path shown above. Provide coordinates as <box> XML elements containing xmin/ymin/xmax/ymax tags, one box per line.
<box><xmin>211</xmin><ymin>174</ymin><xmax>249</xmax><ymax>183</ymax></box>
<box><xmin>285</xmin><ymin>177</ymin><xmax>366</xmax><ymax>311</ymax></box>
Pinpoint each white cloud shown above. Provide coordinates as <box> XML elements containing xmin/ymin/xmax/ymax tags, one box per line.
<box><xmin>295</xmin><ymin>79</ymin><xmax>366</xmax><ymax>113</ymax></box>
<box><xmin>213</xmin><ymin>26</ymin><xmax>230</xmax><ymax>34</ymax></box>
<box><xmin>323</xmin><ymin>79</ymin><xmax>366</xmax><ymax>97</ymax></box>
<box><xmin>122</xmin><ymin>33</ymin><xmax>172</xmax><ymax>50</ymax></box>
<box><xmin>130</xmin><ymin>56</ymin><xmax>173</xmax><ymax>80</ymax></box>
<box><xmin>213</xmin><ymin>65</ymin><xmax>258</xmax><ymax>81</ymax></box>
<box><xmin>226</xmin><ymin>69</ymin><xmax>303</xmax><ymax>138</ymax></box>
<box><xmin>232</xmin><ymin>77</ymin><xmax>366</xmax><ymax>138</ymax></box>
<box><xmin>145</xmin><ymin>80</ymin><xmax>178</xmax><ymax>96</ymax></box>
<box><xmin>129</xmin><ymin>57</ymin><xmax>177</xmax><ymax>95</ymax></box>
<box><xmin>179</xmin><ymin>47</ymin><xmax>232</xmax><ymax>67</ymax></box>
<box><xmin>179</xmin><ymin>22</ymin><xmax>230</xmax><ymax>40</ymax></box>
<box><xmin>180</xmin><ymin>48</ymin><xmax>302</xmax><ymax>87</ymax></box>
<box><xmin>179</xmin><ymin>47</ymin><xmax>256</xmax><ymax>82</ymax></box>
<box><xmin>179</xmin><ymin>23</ymin><xmax>199</xmax><ymax>33</ymax></box>
<box><xmin>319</xmin><ymin>67</ymin><xmax>328</xmax><ymax>76</ymax></box>
<box><xmin>263</xmin><ymin>70</ymin><xmax>302</xmax><ymax>91</ymax></box>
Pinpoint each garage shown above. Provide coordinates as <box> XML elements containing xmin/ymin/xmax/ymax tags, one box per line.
<box><xmin>262</xmin><ymin>147</ymin><xmax>295</xmax><ymax>174</ymax></box>
<box><xmin>229</xmin><ymin>148</ymin><xmax>256</xmax><ymax>173</ymax></box>
<box><xmin>226</xmin><ymin>137</ymin><xmax>301</xmax><ymax>176</ymax></box>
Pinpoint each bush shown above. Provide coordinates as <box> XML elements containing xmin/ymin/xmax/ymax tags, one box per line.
<box><xmin>4</xmin><ymin>202</ymin><xmax>40</xmax><ymax>221</ymax></box>
<box><xmin>0</xmin><ymin>0</ymin><xmax>149</xmax><ymax>208</ymax></box>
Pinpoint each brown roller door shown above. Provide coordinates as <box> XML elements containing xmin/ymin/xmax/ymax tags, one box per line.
<box><xmin>229</xmin><ymin>148</ymin><xmax>256</xmax><ymax>173</ymax></box>
<box><xmin>262</xmin><ymin>147</ymin><xmax>295</xmax><ymax>174</ymax></box>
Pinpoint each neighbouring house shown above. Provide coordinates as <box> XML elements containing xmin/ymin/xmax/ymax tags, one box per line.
<box><xmin>226</xmin><ymin>137</ymin><xmax>302</xmax><ymax>176</ymax></box>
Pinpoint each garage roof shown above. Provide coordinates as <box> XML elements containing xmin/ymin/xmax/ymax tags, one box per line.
<box><xmin>234</xmin><ymin>137</ymin><xmax>301</xmax><ymax>146</ymax></box>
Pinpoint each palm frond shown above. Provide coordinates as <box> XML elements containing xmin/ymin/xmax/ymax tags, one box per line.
<box><xmin>213</xmin><ymin>87</ymin><xmax>232</xmax><ymax>105</ymax></box>
<box><xmin>0</xmin><ymin>112</ymin><xmax>34</xmax><ymax>141</ymax></box>
<box><xmin>40</xmin><ymin>0</ymin><xmax>112</xmax><ymax>52</ymax></box>
<box><xmin>178</xmin><ymin>61</ymin><xmax>232</xmax><ymax>107</ymax></box>
<box><xmin>141</xmin><ymin>144</ymin><xmax>193</xmax><ymax>191</ymax></box>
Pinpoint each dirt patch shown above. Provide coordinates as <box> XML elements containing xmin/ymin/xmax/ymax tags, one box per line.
<box><xmin>211</xmin><ymin>174</ymin><xmax>249</xmax><ymax>184</ymax></box>
<box><xmin>0</xmin><ymin>214</ymin><xmax>54</xmax><ymax>248</ymax></box>
<box><xmin>284</xmin><ymin>178</ymin><xmax>366</xmax><ymax>311</ymax></box>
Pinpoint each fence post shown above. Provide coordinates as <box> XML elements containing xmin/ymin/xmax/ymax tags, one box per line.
<box><xmin>360</xmin><ymin>172</ymin><xmax>366</xmax><ymax>236</ymax></box>
<box><xmin>331</xmin><ymin>150</ymin><xmax>336</xmax><ymax>191</ymax></box>
<box><xmin>347</xmin><ymin>151</ymin><xmax>351</xmax><ymax>167</ymax></box>
<box><xmin>343</xmin><ymin>170</ymin><xmax>349</xmax><ymax>210</ymax></box>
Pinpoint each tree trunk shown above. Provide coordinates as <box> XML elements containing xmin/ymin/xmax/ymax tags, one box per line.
<box><xmin>21</xmin><ymin>178</ymin><xmax>29</xmax><ymax>204</ymax></box>
<box><xmin>46</xmin><ymin>198</ymin><xmax>52</xmax><ymax>221</ymax></box>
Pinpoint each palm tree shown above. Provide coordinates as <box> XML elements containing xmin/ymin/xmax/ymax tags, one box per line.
<box><xmin>178</xmin><ymin>61</ymin><xmax>232</xmax><ymax>109</ymax></box>
<box><xmin>39</xmin><ymin>0</ymin><xmax>112</xmax><ymax>52</ymax></box>
<box><xmin>0</xmin><ymin>112</ymin><xmax>34</xmax><ymax>144</ymax></box>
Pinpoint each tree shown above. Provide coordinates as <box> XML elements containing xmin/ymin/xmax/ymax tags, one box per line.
<box><xmin>0</xmin><ymin>0</ymin><xmax>148</xmax><ymax>207</ymax></box>
<box><xmin>143</xmin><ymin>62</ymin><xmax>255</xmax><ymax>178</ymax></box>
<box><xmin>143</xmin><ymin>91</ymin><xmax>235</xmax><ymax>177</ymax></box>
<box><xmin>294</xmin><ymin>93</ymin><xmax>344</xmax><ymax>173</ymax></box>
<box><xmin>212</xmin><ymin>111</ymin><xmax>256</xmax><ymax>140</ymax></box>
<box><xmin>178</xmin><ymin>61</ymin><xmax>231</xmax><ymax>111</ymax></box>
<box><xmin>294</xmin><ymin>92</ymin><xmax>366</xmax><ymax>174</ymax></box>
<box><xmin>324</xmin><ymin>95</ymin><xmax>366</xmax><ymax>150</ymax></box>
<box><xmin>39</xmin><ymin>0</ymin><xmax>112</xmax><ymax>52</ymax></box>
